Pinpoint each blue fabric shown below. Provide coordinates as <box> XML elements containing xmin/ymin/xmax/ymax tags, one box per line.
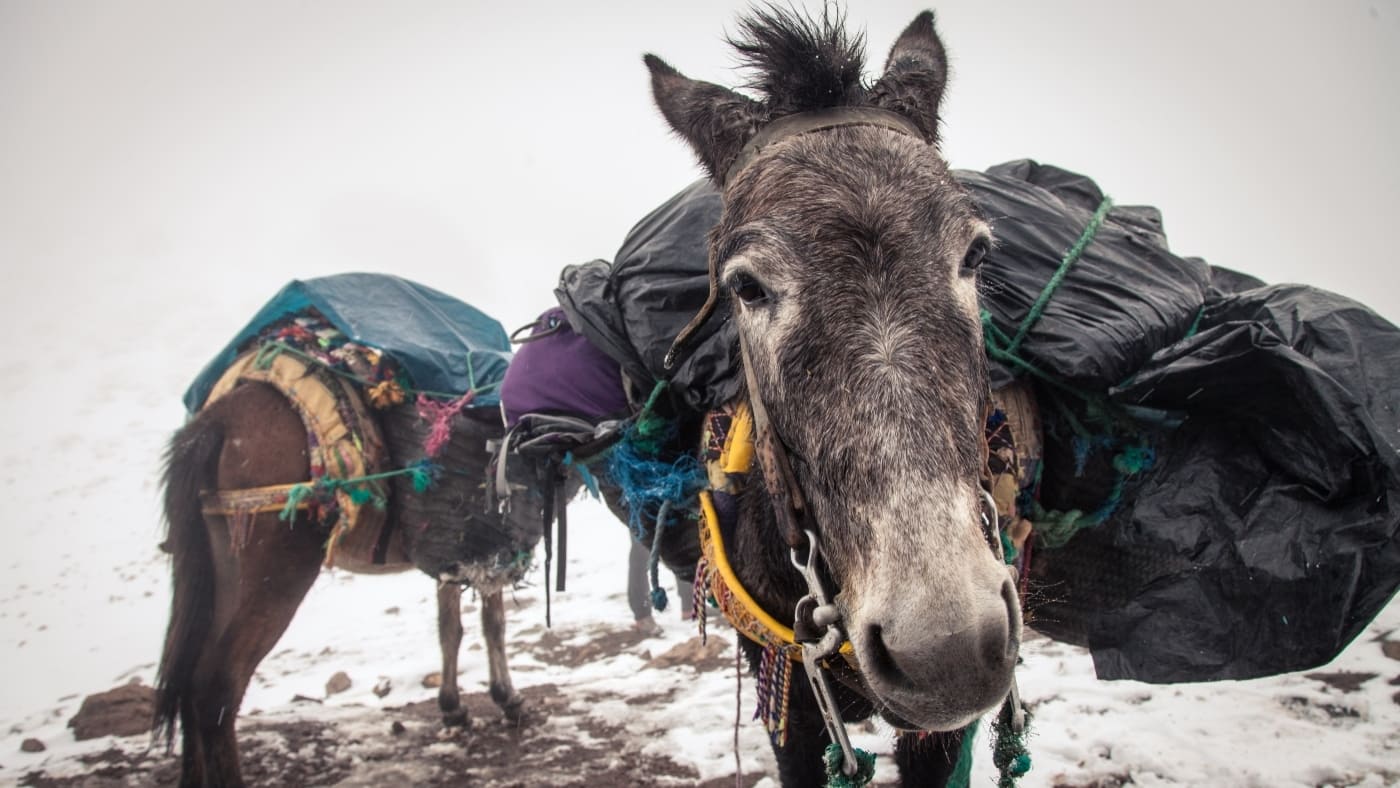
<box><xmin>183</xmin><ymin>273</ymin><xmax>511</xmax><ymax>413</ymax></box>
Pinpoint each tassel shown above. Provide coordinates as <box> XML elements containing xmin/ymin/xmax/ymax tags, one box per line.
<box><xmin>417</xmin><ymin>391</ymin><xmax>475</xmax><ymax>459</ymax></box>
<box><xmin>279</xmin><ymin>483</ymin><xmax>314</xmax><ymax>521</ymax></box>
<box><xmin>367</xmin><ymin>379</ymin><xmax>406</xmax><ymax>409</ymax></box>
<box><xmin>409</xmin><ymin>460</ymin><xmax>440</xmax><ymax>493</ymax></box>
<box><xmin>822</xmin><ymin>743</ymin><xmax>876</xmax><ymax>788</ymax></box>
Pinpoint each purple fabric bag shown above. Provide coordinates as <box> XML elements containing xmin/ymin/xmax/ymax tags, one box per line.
<box><xmin>500</xmin><ymin>307</ymin><xmax>631</xmax><ymax>428</ymax></box>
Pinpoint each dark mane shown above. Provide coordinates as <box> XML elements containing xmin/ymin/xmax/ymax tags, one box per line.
<box><xmin>730</xmin><ymin>4</ymin><xmax>869</xmax><ymax>114</ymax></box>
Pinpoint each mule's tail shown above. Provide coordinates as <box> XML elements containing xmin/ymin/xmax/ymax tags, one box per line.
<box><xmin>154</xmin><ymin>414</ymin><xmax>224</xmax><ymax>748</ymax></box>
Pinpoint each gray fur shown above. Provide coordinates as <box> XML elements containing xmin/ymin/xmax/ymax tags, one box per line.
<box><xmin>647</xmin><ymin>5</ymin><xmax>1020</xmax><ymax>757</ymax></box>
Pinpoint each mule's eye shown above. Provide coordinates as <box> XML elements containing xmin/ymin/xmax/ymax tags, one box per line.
<box><xmin>729</xmin><ymin>272</ymin><xmax>770</xmax><ymax>305</ymax></box>
<box><xmin>962</xmin><ymin>237</ymin><xmax>991</xmax><ymax>271</ymax></box>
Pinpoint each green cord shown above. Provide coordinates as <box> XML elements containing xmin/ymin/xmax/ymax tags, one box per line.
<box><xmin>278</xmin><ymin>462</ymin><xmax>437</xmax><ymax>521</ymax></box>
<box><xmin>822</xmin><ymin>743</ymin><xmax>876</xmax><ymax>788</ymax></box>
<box><xmin>946</xmin><ymin>720</ymin><xmax>979</xmax><ymax>788</ymax></box>
<box><xmin>1006</xmin><ymin>195</ymin><xmax>1115</xmax><ymax>353</ymax></box>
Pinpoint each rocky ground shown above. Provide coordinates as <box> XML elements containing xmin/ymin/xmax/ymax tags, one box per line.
<box><xmin>17</xmin><ymin>628</ymin><xmax>757</xmax><ymax>788</ymax></box>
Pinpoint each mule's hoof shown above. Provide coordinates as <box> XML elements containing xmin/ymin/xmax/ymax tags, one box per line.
<box><xmin>441</xmin><ymin>709</ymin><xmax>470</xmax><ymax>729</ymax></box>
<box><xmin>633</xmin><ymin>616</ymin><xmax>665</xmax><ymax>638</ymax></box>
<box><xmin>435</xmin><ymin>724</ymin><xmax>466</xmax><ymax>741</ymax></box>
<box><xmin>501</xmin><ymin>696</ymin><xmax>529</xmax><ymax>725</ymax></box>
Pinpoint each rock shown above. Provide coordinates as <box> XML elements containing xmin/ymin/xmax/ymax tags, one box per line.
<box><xmin>373</xmin><ymin>678</ymin><xmax>392</xmax><ymax>698</ymax></box>
<box><xmin>21</xmin><ymin>737</ymin><xmax>45</xmax><ymax>752</ymax></box>
<box><xmin>326</xmin><ymin>671</ymin><xmax>352</xmax><ymax>697</ymax></box>
<box><xmin>1304</xmin><ymin>671</ymin><xmax>1378</xmax><ymax>693</ymax></box>
<box><xmin>67</xmin><ymin>681</ymin><xmax>157</xmax><ymax>741</ymax></box>
<box><xmin>384</xmin><ymin>606</ymin><xmax>400</xmax><ymax>615</ymax></box>
<box><xmin>390</xmin><ymin>720</ymin><xmax>406</xmax><ymax>736</ymax></box>
<box><xmin>421</xmin><ymin>672</ymin><xmax>443</xmax><ymax>689</ymax></box>
<box><xmin>644</xmin><ymin>635</ymin><xmax>731</xmax><ymax>670</ymax></box>
<box><xmin>1382</xmin><ymin>640</ymin><xmax>1400</xmax><ymax>661</ymax></box>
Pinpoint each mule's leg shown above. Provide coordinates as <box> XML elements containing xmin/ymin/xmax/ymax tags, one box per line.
<box><xmin>895</xmin><ymin>728</ymin><xmax>966</xmax><ymax>787</ymax></box>
<box><xmin>480</xmin><ymin>586</ymin><xmax>526</xmax><ymax>722</ymax></box>
<box><xmin>737</xmin><ymin>639</ymin><xmax>881</xmax><ymax>787</ymax></box>
<box><xmin>436</xmin><ymin>581</ymin><xmax>468</xmax><ymax>727</ymax></box>
<box><xmin>767</xmin><ymin>680</ymin><xmax>834</xmax><ymax>786</ymax></box>
<box><xmin>185</xmin><ymin>510</ymin><xmax>324</xmax><ymax>786</ymax></box>
<box><xmin>736</xmin><ymin>640</ymin><xmax>830</xmax><ymax>786</ymax></box>
<box><xmin>157</xmin><ymin>383</ymin><xmax>320</xmax><ymax>788</ymax></box>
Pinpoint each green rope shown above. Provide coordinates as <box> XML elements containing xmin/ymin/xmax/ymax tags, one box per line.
<box><xmin>629</xmin><ymin>380</ymin><xmax>673</xmax><ymax>456</ymax></box>
<box><xmin>1030</xmin><ymin>438</ymin><xmax>1155</xmax><ymax>548</ymax></box>
<box><xmin>1183</xmin><ymin>305</ymin><xmax>1206</xmax><ymax>339</ymax></box>
<box><xmin>991</xmin><ymin>706</ymin><xmax>1033</xmax><ymax>788</ymax></box>
<box><xmin>277</xmin><ymin>461</ymin><xmax>440</xmax><ymax>521</ymax></box>
<box><xmin>1006</xmin><ymin>195</ymin><xmax>1115</xmax><ymax>354</ymax></box>
<box><xmin>979</xmin><ymin>194</ymin><xmax>1170</xmax><ymax>549</ymax></box>
<box><xmin>946</xmin><ymin>720</ymin><xmax>979</xmax><ymax>788</ymax></box>
<box><xmin>822</xmin><ymin>743</ymin><xmax>876</xmax><ymax>788</ymax></box>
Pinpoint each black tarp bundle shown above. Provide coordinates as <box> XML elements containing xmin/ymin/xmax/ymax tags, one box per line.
<box><xmin>557</xmin><ymin>162</ymin><xmax>1400</xmax><ymax>683</ymax></box>
<box><xmin>556</xmin><ymin>180</ymin><xmax>739</xmax><ymax>412</ymax></box>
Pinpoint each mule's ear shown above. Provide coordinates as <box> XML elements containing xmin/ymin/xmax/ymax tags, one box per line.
<box><xmin>868</xmin><ymin>11</ymin><xmax>948</xmax><ymax>143</ymax></box>
<box><xmin>645</xmin><ymin>54</ymin><xmax>766</xmax><ymax>183</ymax></box>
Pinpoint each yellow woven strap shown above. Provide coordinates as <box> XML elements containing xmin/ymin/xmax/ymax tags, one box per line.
<box><xmin>200</xmin><ymin>484</ymin><xmax>304</xmax><ymax>516</ymax></box>
<box><xmin>697</xmin><ymin>491</ymin><xmax>855</xmax><ymax>665</ymax></box>
<box><xmin>720</xmin><ymin>402</ymin><xmax>755</xmax><ymax>474</ymax></box>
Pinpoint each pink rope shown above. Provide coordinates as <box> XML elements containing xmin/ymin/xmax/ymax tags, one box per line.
<box><xmin>416</xmin><ymin>391</ymin><xmax>475</xmax><ymax>458</ymax></box>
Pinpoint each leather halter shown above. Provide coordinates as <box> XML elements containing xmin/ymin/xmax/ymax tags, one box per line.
<box><xmin>663</xmin><ymin>106</ymin><xmax>927</xmax><ymax>373</ymax></box>
<box><xmin>721</xmin><ymin>106</ymin><xmax>927</xmax><ymax>187</ymax></box>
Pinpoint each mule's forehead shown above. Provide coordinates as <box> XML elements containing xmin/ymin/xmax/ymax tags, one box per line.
<box><xmin>717</xmin><ymin>128</ymin><xmax>986</xmax><ymax>268</ymax></box>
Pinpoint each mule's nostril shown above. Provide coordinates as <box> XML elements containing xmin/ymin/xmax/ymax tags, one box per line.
<box><xmin>1001</xmin><ymin>577</ymin><xmax>1020</xmax><ymax>623</ymax></box>
<box><xmin>864</xmin><ymin>623</ymin><xmax>900</xmax><ymax>680</ymax></box>
<box><xmin>999</xmin><ymin>576</ymin><xmax>1022</xmax><ymax>658</ymax></box>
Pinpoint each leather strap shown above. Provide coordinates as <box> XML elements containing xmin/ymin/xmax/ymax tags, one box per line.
<box><xmin>723</xmin><ymin>106</ymin><xmax>926</xmax><ymax>187</ymax></box>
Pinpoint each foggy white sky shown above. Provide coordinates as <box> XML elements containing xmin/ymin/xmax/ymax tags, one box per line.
<box><xmin>2</xmin><ymin>0</ymin><xmax>1398</xmax><ymax>347</ymax></box>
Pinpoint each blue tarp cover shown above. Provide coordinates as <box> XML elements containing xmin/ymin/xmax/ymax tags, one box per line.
<box><xmin>183</xmin><ymin>273</ymin><xmax>511</xmax><ymax>414</ymax></box>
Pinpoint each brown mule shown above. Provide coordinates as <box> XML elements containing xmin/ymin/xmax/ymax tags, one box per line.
<box><xmin>155</xmin><ymin>380</ymin><xmax>537</xmax><ymax>787</ymax></box>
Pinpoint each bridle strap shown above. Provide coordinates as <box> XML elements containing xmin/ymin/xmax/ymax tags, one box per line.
<box><xmin>663</xmin><ymin>107</ymin><xmax>926</xmax><ymax>373</ymax></box>
<box><xmin>722</xmin><ymin>106</ymin><xmax>926</xmax><ymax>187</ymax></box>
<box><xmin>738</xmin><ymin>331</ymin><xmax>808</xmax><ymax>551</ymax></box>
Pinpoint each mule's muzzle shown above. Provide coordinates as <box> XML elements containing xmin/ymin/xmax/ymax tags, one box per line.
<box><xmin>854</xmin><ymin>575</ymin><xmax>1021</xmax><ymax>731</ymax></box>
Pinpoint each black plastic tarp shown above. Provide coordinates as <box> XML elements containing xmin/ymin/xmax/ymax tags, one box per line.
<box><xmin>556</xmin><ymin>180</ymin><xmax>738</xmax><ymax>412</ymax></box>
<box><xmin>557</xmin><ymin>163</ymin><xmax>1400</xmax><ymax>683</ymax></box>
<box><xmin>1041</xmin><ymin>281</ymin><xmax>1400</xmax><ymax>682</ymax></box>
<box><xmin>964</xmin><ymin>160</ymin><xmax>1213</xmax><ymax>390</ymax></box>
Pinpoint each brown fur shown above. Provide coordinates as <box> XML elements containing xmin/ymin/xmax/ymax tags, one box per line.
<box><xmin>155</xmin><ymin>382</ymin><xmax>526</xmax><ymax>787</ymax></box>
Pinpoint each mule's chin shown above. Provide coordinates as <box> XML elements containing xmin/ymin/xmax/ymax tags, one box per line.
<box><xmin>868</xmin><ymin>671</ymin><xmax>1014</xmax><ymax>733</ymax></box>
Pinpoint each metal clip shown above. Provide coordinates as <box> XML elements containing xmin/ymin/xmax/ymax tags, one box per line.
<box><xmin>799</xmin><ymin>644</ymin><xmax>860</xmax><ymax>777</ymax></box>
<box><xmin>1005</xmin><ymin>674</ymin><xmax>1026</xmax><ymax>734</ymax></box>
<box><xmin>790</xmin><ymin>528</ymin><xmax>859</xmax><ymax>777</ymax></box>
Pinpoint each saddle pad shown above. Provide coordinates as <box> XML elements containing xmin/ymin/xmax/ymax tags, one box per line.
<box><xmin>204</xmin><ymin>350</ymin><xmax>391</xmax><ymax>568</ymax></box>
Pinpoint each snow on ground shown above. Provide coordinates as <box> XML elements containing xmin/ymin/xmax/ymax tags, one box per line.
<box><xmin>0</xmin><ymin>268</ymin><xmax>1396</xmax><ymax>786</ymax></box>
<box><xmin>3</xmin><ymin>475</ymin><xmax>1398</xmax><ymax>786</ymax></box>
